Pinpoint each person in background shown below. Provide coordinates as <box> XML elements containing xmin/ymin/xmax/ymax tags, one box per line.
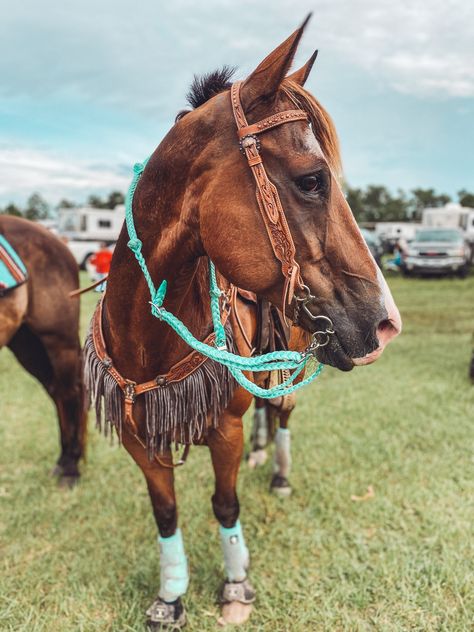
<box><xmin>90</xmin><ymin>242</ymin><xmax>112</xmax><ymax>292</ymax></box>
<box><xmin>397</xmin><ymin>235</ymin><xmax>409</xmax><ymax>258</ymax></box>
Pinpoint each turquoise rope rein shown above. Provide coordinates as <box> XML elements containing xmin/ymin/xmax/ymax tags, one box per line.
<box><xmin>125</xmin><ymin>160</ymin><xmax>324</xmax><ymax>398</ymax></box>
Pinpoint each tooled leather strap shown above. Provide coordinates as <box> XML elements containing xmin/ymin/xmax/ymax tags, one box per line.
<box><xmin>230</xmin><ymin>81</ymin><xmax>308</xmax><ymax>306</ymax></box>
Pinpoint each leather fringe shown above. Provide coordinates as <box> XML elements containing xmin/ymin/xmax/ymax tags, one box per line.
<box><xmin>83</xmin><ymin>325</ymin><xmax>236</xmax><ymax>456</ymax></box>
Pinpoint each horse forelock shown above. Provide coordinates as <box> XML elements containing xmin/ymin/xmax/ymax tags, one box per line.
<box><xmin>280</xmin><ymin>80</ymin><xmax>342</xmax><ymax>177</ymax></box>
<box><xmin>176</xmin><ymin>66</ymin><xmax>236</xmax><ymax>121</ymax></box>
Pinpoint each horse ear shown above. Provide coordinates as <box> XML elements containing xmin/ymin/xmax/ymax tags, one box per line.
<box><xmin>240</xmin><ymin>14</ymin><xmax>312</xmax><ymax>110</ymax></box>
<box><xmin>286</xmin><ymin>50</ymin><xmax>318</xmax><ymax>86</ymax></box>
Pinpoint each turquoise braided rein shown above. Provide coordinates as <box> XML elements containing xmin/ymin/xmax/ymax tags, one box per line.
<box><xmin>124</xmin><ymin>160</ymin><xmax>324</xmax><ymax>398</ymax></box>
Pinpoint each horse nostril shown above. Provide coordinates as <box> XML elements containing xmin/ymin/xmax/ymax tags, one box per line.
<box><xmin>376</xmin><ymin>318</ymin><xmax>399</xmax><ymax>349</ymax></box>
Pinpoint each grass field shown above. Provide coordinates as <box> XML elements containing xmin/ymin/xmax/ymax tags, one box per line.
<box><xmin>1</xmin><ymin>273</ymin><xmax>473</xmax><ymax>631</ymax></box>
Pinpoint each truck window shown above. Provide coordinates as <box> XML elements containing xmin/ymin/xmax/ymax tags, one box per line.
<box><xmin>80</xmin><ymin>215</ymin><xmax>88</xmax><ymax>232</ymax></box>
<box><xmin>98</xmin><ymin>219</ymin><xmax>112</xmax><ymax>228</ymax></box>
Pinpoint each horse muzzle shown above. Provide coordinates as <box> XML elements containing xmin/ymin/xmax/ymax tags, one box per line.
<box><xmin>294</xmin><ymin>288</ymin><xmax>402</xmax><ymax>371</ymax></box>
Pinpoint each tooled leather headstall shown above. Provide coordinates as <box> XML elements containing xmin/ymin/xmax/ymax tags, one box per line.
<box><xmin>230</xmin><ymin>81</ymin><xmax>308</xmax><ymax>311</ymax></box>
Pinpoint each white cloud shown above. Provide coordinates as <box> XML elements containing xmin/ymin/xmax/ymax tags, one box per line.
<box><xmin>0</xmin><ymin>0</ymin><xmax>472</xmax><ymax>118</ymax></box>
<box><xmin>0</xmin><ymin>0</ymin><xmax>472</xmax><ymax>203</ymax></box>
<box><xmin>0</xmin><ymin>147</ymin><xmax>130</xmax><ymax>205</ymax></box>
<box><xmin>314</xmin><ymin>0</ymin><xmax>474</xmax><ymax>98</ymax></box>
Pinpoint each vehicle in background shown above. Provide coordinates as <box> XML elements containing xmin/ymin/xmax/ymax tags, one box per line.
<box><xmin>422</xmin><ymin>203</ymin><xmax>474</xmax><ymax>262</ymax></box>
<box><xmin>374</xmin><ymin>222</ymin><xmax>420</xmax><ymax>254</ymax></box>
<box><xmin>360</xmin><ymin>228</ymin><xmax>384</xmax><ymax>267</ymax></box>
<box><xmin>401</xmin><ymin>228</ymin><xmax>471</xmax><ymax>278</ymax></box>
<box><xmin>58</xmin><ymin>205</ymin><xmax>124</xmax><ymax>269</ymax></box>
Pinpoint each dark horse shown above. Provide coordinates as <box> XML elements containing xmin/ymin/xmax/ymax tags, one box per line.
<box><xmin>85</xmin><ymin>17</ymin><xmax>401</xmax><ymax>628</ymax></box>
<box><xmin>0</xmin><ymin>216</ymin><xmax>86</xmax><ymax>486</ymax></box>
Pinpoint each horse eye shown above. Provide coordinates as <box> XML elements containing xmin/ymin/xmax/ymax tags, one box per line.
<box><xmin>298</xmin><ymin>174</ymin><xmax>321</xmax><ymax>193</ymax></box>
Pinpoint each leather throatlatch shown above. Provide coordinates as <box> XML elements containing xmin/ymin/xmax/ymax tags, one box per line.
<box><xmin>230</xmin><ymin>81</ymin><xmax>308</xmax><ymax>309</ymax></box>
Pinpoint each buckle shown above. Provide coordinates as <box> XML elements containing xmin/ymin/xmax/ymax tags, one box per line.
<box><xmin>239</xmin><ymin>134</ymin><xmax>261</xmax><ymax>154</ymax></box>
<box><xmin>102</xmin><ymin>356</ymin><xmax>112</xmax><ymax>369</ymax></box>
<box><xmin>124</xmin><ymin>381</ymin><xmax>136</xmax><ymax>402</ymax></box>
<box><xmin>148</xmin><ymin>603</ymin><xmax>167</xmax><ymax>620</ymax></box>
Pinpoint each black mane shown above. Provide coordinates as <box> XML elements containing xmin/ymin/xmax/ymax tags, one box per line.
<box><xmin>186</xmin><ymin>66</ymin><xmax>235</xmax><ymax>109</ymax></box>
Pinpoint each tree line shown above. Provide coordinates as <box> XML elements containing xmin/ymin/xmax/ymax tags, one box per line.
<box><xmin>345</xmin><ymin>187</ymin><xmax>474</xmax><ymax>223</ymax></box>
<box><xmin>1</xmin><ymin>187</ymin><xmax>473</xmax><ymax>223</ymax></box>
<box><xmin>0</xmin><ymin>191</ymin><xmax>125</xmax><ymax>221</ymax></box>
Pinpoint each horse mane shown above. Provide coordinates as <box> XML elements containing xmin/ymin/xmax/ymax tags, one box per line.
<box><xmin>280</xmin><ymin>79</ymin><xmax>342</xmax><ymax>177</ymax></box>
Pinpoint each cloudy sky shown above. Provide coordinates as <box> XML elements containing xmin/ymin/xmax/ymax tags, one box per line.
<box><xmin>1</xmin><ymin>0</ymin><xmax>473</xmax><ymax>205</ymax></box>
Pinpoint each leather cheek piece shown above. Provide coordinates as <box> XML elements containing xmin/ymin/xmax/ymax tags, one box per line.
<box><xmin>230</xmin><ymin>81</ymin><xmax>307</xmax><ymax>307</ymax></box>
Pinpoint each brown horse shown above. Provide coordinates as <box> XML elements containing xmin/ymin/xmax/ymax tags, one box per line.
<box><xmin>85</xmin><ymin>17</ymin><xmax>401</xmax><ymax>628</ymax></box>
<box><xmin>0</xmin><ymin>216</ymin><xmax>86</xmax><ymax>486</ymax></box>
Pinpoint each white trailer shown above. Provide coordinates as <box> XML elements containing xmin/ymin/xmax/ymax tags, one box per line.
<box><xmin>58</xmin><ymin>205</ymin><xmax>124</xmax><ymax>268</ymax></box>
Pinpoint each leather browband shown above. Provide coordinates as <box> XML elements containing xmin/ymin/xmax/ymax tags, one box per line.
<box><xmin>237</xmin><ymin>110</ymin><xmax>308</xmax><ymax>139</ymax></box>
<box><xmin>230</xmin><ymin>81</ymin><xmax>308</xmax><ymax>307</ymax></box>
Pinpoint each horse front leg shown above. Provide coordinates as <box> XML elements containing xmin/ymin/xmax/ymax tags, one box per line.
<box><xmin>247</xmin><ymin>397</ymin><xmax>269</xmax><ymax>468</ymax></box>
<box><xmin>207</xmin><ymin>408</ymin><xmax>255</xmax><ymax>626</ymax></box>
<box><xmin>270</xmin><ymin>408</ymin><xmax>293</xmax><ymax>497</ymax></box>
<box><xmin>121</xmin><ymin>429</ymin><xmax>188</xmax><ymax>630</ymax></box>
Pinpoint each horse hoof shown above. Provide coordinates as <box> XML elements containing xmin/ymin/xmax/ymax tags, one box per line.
<box><xmin>146</xmin><ymin>596</ymin><xmax>186</xmax><ymax>629</ymax></box>
<box><xmin>51</xmin><ymin>465</ymin><xmax>80</xmax><ymax>489</ymax></box>
<box><xmin>270</xmin><ymin>474</ymin><xmax>292</xmax><ymax>497</ymax></box>
<box><xmin>218</xmin><ymin>602</ymin><xmax>253</xmax><ymax>626</ymax></box>
<box><xmin>218</xmin><ymin>578</ymin><xmax>255</xmax><ymax>626</ymax></box>
<box><xmin>247</xmin><ymin>449</ymin><xmax>267</xmax><ymax>469</ymax></box>
<box><xmin>58</xmin><ymin>474</ymin><xmax>80</xmax><ymax>489</ymax></box>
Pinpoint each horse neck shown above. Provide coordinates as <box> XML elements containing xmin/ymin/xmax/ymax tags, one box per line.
<box><xmin>104</xmin><ymin>158</ymin><xmax>214</xmax><ymax>382</ymax></box>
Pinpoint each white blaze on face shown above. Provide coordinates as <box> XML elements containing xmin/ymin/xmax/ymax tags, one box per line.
<box><xmin>302</xmin><ymin>127</ymin><xmax>323</xmax><ymax>156</ymax></box>
<box><xmin>352</xmin><ymin>246</ymin><xmax>402</xmax><ymax>365</ymax></box>
<box><xmin>334</xmin><ymin>181</ymin><xmax>403</xmax><ymax>356</ymax></box>
<box><xmin>376</xmin><ymin>267</ymin><xmax>402</xmax><ymax>332</ymax></box>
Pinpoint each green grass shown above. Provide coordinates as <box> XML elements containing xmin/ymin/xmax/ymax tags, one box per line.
<box><xmin>1</xmin><ymin>273</ymin><xmax>473</xmax><ymax>631</ymax></box>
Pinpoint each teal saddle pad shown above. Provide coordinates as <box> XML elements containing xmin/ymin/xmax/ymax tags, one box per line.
<box><xmin>0</xmin><ymin>234</ymin><xmax>28</xmax><ymax>294</ymax></box>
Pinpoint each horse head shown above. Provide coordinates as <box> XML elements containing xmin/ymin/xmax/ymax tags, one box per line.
<box><xmin>150</xmin><ymin>16</ymin><xmax>401</xmax><ymax>371</ymax></box>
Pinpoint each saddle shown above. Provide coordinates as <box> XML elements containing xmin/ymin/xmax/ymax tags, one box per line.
<box><xmin>0</xmin><ymin>235</ymin><xmax>28</xmax><ymax>296</ymax></box>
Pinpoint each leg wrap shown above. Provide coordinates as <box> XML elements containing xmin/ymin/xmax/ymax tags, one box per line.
<box><xmin>251</xmin><ymin>407</ymin><xmax>268</xmax><ymax>450</ymax></box>
<box><xmin>273</xmin><ymin>427</ymin><xmax>291</xmax><ymax>478</ymax></box>
<box><xmin>219</xmin><ymin>520</ymin><xmax>249</xmax><ymax>582</ymax></box>
<box><xmin>158</xmin><ymin>528</ymin><xmax>189</xmax><ymax>603</ymax></box>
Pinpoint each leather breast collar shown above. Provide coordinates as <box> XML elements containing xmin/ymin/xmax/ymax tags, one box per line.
<box><xmin>91</xmin><ymin>291</ymin><xmax>233</xmax><ymax>438</ymax></box>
